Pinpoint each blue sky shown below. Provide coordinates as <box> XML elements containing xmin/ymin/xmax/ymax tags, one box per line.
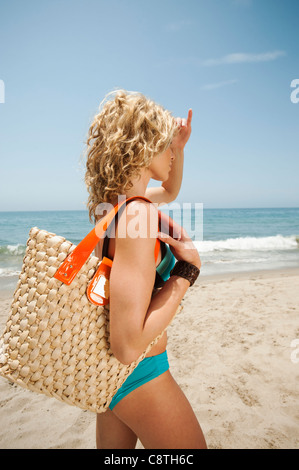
<box><xmin>0</xmin><ymin>0</ymin><xmax>298</xmax><ymax>211</ymax></box>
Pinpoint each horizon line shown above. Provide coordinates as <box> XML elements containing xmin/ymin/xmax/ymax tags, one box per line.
<box><xmin>1</xmin><ymin>206</ymin><xmax>299</xmax><ymax>213</ymax></box>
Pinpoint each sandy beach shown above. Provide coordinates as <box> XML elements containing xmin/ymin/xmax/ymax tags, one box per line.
<box><xmin>0</xmin><ymin>268</ymin><xmax>298</xmax><ymax>449</ymax></box>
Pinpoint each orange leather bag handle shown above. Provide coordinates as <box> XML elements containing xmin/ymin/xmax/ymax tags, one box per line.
<box><xmin>54</xmin><ymin>196</ymin><xmax>160</xmax><ymax>286</ymax></box>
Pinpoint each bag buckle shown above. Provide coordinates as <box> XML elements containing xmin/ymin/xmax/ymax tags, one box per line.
<box><xmin>86</xmin><ymin>257</ymin><xmax>112</xmax><ymax>306</ymax></box>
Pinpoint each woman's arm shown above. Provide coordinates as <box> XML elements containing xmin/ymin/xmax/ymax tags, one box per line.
<box><xmin>145</xmin><ymin>148</ymin><xmax>184</xmax><ymax>205</ymax></box>
<box><xmin>109</xmin><ymin>199</ymin><xmax>200</xmax><ymax>364</ymax></box>
<box><xmin>145</xmin><ymin>109</ymin><xmax>192</xmax><ymax>206</ymax></box>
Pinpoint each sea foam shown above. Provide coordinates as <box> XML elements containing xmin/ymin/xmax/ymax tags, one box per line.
<box><xmin>194</xmin><ymin>235</ymin><xmax>298</xmax><ymax>253</ymax></box>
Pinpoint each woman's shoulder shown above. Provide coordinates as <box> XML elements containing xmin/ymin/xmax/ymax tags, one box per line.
<box><xmin>120</xmin><ymin>197</ymin><xmax>158</xmax><ymax>232</ymax></box>
<box><xmin>115</xmin><ymin>198</ymin><xmax>159</xmax><ymax>254</ymax></box>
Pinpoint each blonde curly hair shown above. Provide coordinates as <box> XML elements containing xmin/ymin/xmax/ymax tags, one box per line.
<box><xmin>84</xmin><ymin>89</ymin><xmax>178</xmax><ymax>222</ymax></box>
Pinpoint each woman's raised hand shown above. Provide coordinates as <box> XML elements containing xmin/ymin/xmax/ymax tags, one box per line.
<box><xmin>171</xmin><ymin>109</ymin><xmax>193</xmax><ymax>153</ymax></box>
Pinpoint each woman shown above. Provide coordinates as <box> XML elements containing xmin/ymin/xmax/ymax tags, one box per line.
<box><xmin>85</xmin><ymin>90</ymin><xmax>207</xmax><ymax>449</ymax></box>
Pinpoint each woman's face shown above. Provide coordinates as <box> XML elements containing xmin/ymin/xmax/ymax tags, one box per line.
<box><xmin>148</xmin><ymin>145</ymin><xmax>175</xmax><ymax>182</ymax></box>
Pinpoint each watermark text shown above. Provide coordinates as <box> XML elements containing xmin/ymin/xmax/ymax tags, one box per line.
<box><xmin>290</xmin><ymin>79</ymin><xmax>299</xmax><ymax>104</ymax></box>
<box><xmin>290</xmin><ymin>339</ymin><xmax>299</xmax><ymax>364</ymax></box>
<box><xmin>94</xmin><ymin>197</ymin><xmax>203</xmax><ymax>246</ymax></box>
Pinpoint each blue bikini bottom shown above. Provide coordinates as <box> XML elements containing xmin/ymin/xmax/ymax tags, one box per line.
<box><xmin>108</xmin><ymin>350</ymin><xmax>169</xmax><ymax>410</ymax></box>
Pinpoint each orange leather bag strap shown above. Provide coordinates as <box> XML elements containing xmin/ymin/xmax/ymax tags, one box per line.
<box><xmin>54</xmin><ymin>196</ymin><xmax>160</xmax><ymax>286</ymax></box>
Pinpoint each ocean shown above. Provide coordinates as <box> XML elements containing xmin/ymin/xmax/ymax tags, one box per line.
<box><xmin>0</xmin><ymin>207</ymin><xmax>298</xmax><ymax>290</ymax></box>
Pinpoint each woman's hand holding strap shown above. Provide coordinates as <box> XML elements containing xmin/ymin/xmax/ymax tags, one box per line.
<box><xmin>157</xmin><ymin>218</ymin><xmax>201</xmax><ymax>286</ymax></box>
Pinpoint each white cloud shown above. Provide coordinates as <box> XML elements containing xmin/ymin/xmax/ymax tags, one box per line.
<box><xmin>202</xmin><ymin>50</ymin><xmax>286</xmax><ymax>66</ymax></box>
<box><xmin>156</xmin><ymin>50</ymin><xmax>286</xmax><ymax>70</ymax></box>
<box><xmin>201</xmin><ymin>79</ymin><xmax>238</xmax><ymax>91</ymax></box>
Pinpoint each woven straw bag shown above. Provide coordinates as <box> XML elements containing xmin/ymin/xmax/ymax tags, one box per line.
<box><xmin>0</xmin><ymin>197</ymin><xmax>177</xmax><ymax>413</ymax></box>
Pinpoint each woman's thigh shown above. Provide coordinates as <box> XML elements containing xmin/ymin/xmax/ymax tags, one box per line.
<box><xmin>112</xmin><ymin>370</ymin><xmax>207</xmax><ymax>449</ymax></box>
<box><xmin>96</xmin><ymin>408</ymin><xmax>138</xmax><ymax>449</ymax></box>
